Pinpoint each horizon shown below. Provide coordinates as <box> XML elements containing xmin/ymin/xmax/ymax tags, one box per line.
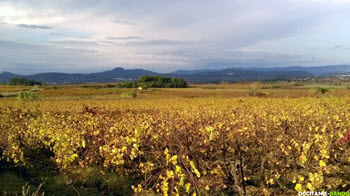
<box><xmin>2</xmin><ymin>64</ymin><xmax>350</xmax><ymax>76</ymax></box>
<box><xmin>2</xmin><ymin>1</ymin><xmax>350</xmax><ymax>74</ymax></box>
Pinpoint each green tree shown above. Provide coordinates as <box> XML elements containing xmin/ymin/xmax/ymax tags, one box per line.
<box><xmin>9</xmin><ymin>78</ymin><xmax>42</xmax><ymax>86</ymax></box>
<box><xmin>117</xmin><ymin>76</ymin><xmax>187</xmax><ymax>88</ymax></box>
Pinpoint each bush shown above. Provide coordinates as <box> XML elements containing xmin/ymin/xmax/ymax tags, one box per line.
<box><xmin>289</xmin><ymin>81</ymin><xmax>303</xmax><ymax>86</ymax></box>
<box><xmin>21</xmin><ymin>183</ymin><xmax>45</xmax><ymax>196</ymax></box>
<box><xmin>31</xmin><ymin>85</ymin><xmax>41</xmax><ymax>92</ymax></box>
<box><xmin>271</xmin><ymin>84</ymin><xmax>280</xmax><ymax>89</ymax></box>
<box><xmin>247</xmin><ymin>83</ymin><xmax>265</xmax><ymax>97</ymax></box>
<box><xmin>334</xmin><ymin>80</ymin><xmax>341</xmax><ymax>86</ymax></box>
<box><xmin>121</xmin><ymin>92</ymin><xmax>137</xmax><ymax>98</ymax></box>
<box><xmin>17</xmin><ymin>91</ymin><xmax>39</xmax><ymax>101</ymax></box>
<box><xmin>310</xmin><ymin>87</ymin><xmax>332</xmax><ymax>94</ymax></box>
<box><xmin>104</xmin><ymin>84</ymin><xmax>115</xmax><ymax>88</ymax></box>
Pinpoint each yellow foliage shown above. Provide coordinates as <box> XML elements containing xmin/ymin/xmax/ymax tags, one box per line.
<box><xmin>1</xmin><ymin>96</ymin><xmax>349</xmax><ymax>194</ymax></box>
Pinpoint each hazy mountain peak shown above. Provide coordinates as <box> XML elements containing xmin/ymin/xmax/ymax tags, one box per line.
<box><xmin>1</xmin><ymin>71</ymin><xmax>15</xmax><ymax>75</ymax></box>
<box><xmin>112</xmin><ymin>67</ymin><xmax>125</xmax><ymax>72</ymax></box>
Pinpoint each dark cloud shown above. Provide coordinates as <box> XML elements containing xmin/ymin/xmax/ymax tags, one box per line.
<box><xmin>18</xmin><ymin>24</ymin><xmax>53</xmax><ymax>30</ymax></box>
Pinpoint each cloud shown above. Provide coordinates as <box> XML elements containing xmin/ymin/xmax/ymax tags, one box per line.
<box><xmin>47</xmin><ymin>40</ymin><xmax>98</xmax><ymax>46</ymax></box>
<box><xmin>18</xmin><ymin>24</ymin><xmax>53</xmax><ymax>30</ymax></box>
<box><xmin>63</xmin><ymin>47</ymin><xmax>99</xmax><ymax>53</ymax></box>
<box><xmin>1</xmin><ymin>0</ymin><xmax>350</xmax><ymax>73</ymax></box>
<box><xmin>101</xmin><ymin>37</ymin><xmax>194</xmax><ymax>47</ymax></box>
<box><xmin>125</xmin><ymin>39</ymin><xmax>194</xmax><ymax>46</ymax></box>
<box><xmin>112</xmin><ymin>20</ymin><xmax>134</xmax><ymax>25</ymax></box>
<box><xmin>0</xmin><ymin>40</ymin><xmax>106</xmax><ymax>74</ymax></box>
<box><xmin>106</xmin><ymin>36</ymin><xmax>143</xmax><ymax>40</ymax></box>
<box><xmin>332</xmin><ymin>45</ymin><xmax>350</xmax><ymax>51</ymax></box>
<box><xmin>333</xmin><ymin>45</ymin><xmax>344</xmax><ymax>49</ymax></box>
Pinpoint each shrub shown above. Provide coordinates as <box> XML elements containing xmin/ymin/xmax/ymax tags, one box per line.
<box><xmin>17</xmin><ymin>91</ymin><xmax>39</xmax><ymax>101</ymax></box>
<box><xmin>31</xmin><ymin>85</ymin><xmax>41</xmax><ymax>91</ymax></box>
<box><xmin>247</xmin><ymin>83</ymin><xmax>265</xmax><ymax>97</ymax></box>
<box><xmin>104</xmin><ymin>84</ymin><xmax>115</xmax><ymax>88</ymax></box>
<box><xmin>310</xmin><ymin>87</ymin><xmax>332</xmax><ymax>94</ymax></box>
<box><xmin>121</xmin><ymin>92</ymin><xmax>137</xmax><ymax>98</ymax></box>
<box><xmin>271</xmin><ymin>84</ymin><xmax>280</xmax><ymax>89</ymax></box>
<box><xmin>21</xmin><ymin>183</ymin><xmax>45</xmax><ymax>196</ymax></box>
<box><xmin>289</xmin><ymin>81</ymin><xmax>303</xmax><ymax>86</ymax></box>
<box><xmin>334</xmin><ymin>80</ymin><xmax>341</xmax><ymax>86</ymax></box>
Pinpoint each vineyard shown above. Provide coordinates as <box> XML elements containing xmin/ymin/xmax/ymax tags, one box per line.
<box><xmin>0</xmin><ymin>94</ymin><xmax>349</xmax><ymax>195</ymax></box>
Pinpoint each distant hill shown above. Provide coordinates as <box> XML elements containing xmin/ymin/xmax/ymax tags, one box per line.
<box><xmin>0</xmin><ymin>67</ymin><xmax>158</xmax><ymax>84</ymax></box>
<box><xmin>168</xmin><ymin>68</ymin><xmax>312</xmax><ymax>83</ymax></box>
<box><xmin>167</xmin><ymin>65</ymin><xmax>350</xmax><ymax>82</ymax></box>
<box><xmin>237</xmin><ymin>65</ymin><xmax>350</xmax><ymax>75</ymax></box>
<box><xmin>0</xmin><ymin>71</ymin><xmax>22</xmax><ymax>83</ymax></box>
<box><xmin>170</xmin><ymin>69</ymin><xmax>215</xmax><ymax>75</ymax></box>
<box><xmin>1</xmin><ymin>65</ymin><xmax>350</xmax><ymax>84</ymax></box>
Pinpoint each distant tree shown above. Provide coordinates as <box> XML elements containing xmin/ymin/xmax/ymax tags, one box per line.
<box><xmin>310</xmin><ymin>87</ymin><xmax>332</xmax><ymax>94</ymax></box>
<box><xmin>9</xmin><ymin>78</ymin><xmax>42</xmax><ymax>86</ymax></box>
<box><xmin>117</xmin><ymin>75</ymin><xmax>187</xmax><ymax>88</ymax></box>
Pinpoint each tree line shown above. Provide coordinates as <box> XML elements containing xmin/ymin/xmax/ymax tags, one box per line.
<box><xmin>116</xmin><ymin>75</ymin><xmax>188</xmax><ymax>88</ymax></box>
<box><xmin>9</xmin><ymin>78</ymin><xmax>42</xmax><ymax>86</ymax></box>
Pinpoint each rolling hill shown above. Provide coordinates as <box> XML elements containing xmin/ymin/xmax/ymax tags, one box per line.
<box><xmin>1</xmin><ymin>65</ymin><xmax>350</xmax><ymax>84</ymax></box>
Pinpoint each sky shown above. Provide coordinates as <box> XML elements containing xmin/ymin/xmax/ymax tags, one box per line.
<box><xmin>1</xmin><ymin>0</ymin><xmax>350</xmax><ymax>74</ymax></box>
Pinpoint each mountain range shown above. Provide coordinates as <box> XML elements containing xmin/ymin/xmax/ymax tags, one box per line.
<box><xmin>1</xmin><ymin>65</ymin><xmax>350</xmax><ymax>84</ymax></box>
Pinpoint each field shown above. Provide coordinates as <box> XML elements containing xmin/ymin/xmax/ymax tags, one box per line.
<box><xmin>0</xmin><ymin>82</ymin><xmax>350</xmax><ymax>195</ymax></box>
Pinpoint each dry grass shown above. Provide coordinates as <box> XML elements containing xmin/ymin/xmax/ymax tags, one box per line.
<box><xmin>1</xmin><ymin>82</ymin><xmax>350</xmax><ymax>100</ymax></box>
